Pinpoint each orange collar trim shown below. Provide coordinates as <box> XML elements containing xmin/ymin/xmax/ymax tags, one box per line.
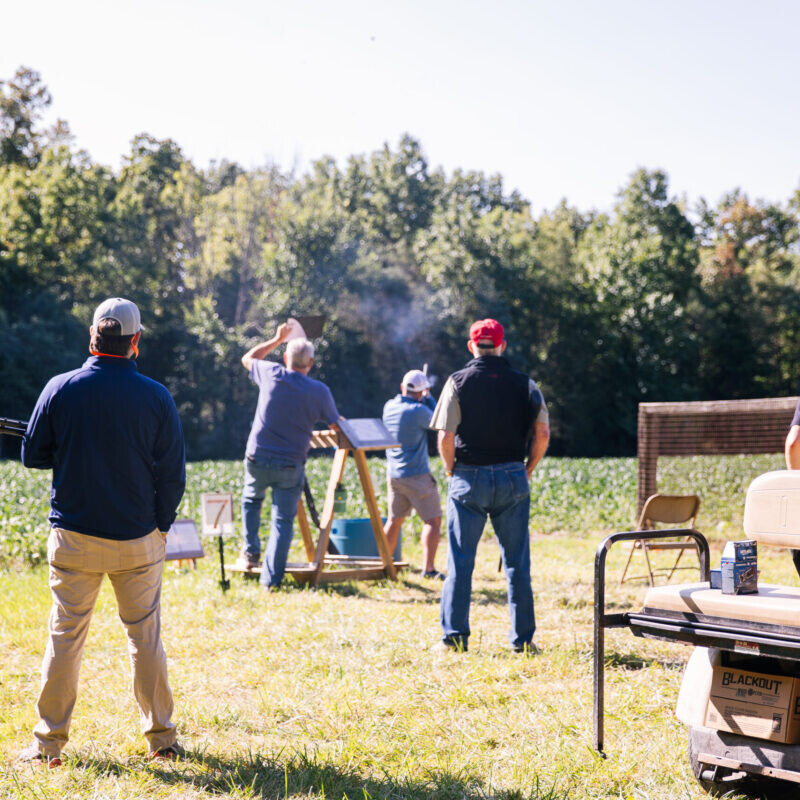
<box><xmin>89</xmin><ymin>350</ymin><xmax>131</xmax><ymax>360</ymax></box>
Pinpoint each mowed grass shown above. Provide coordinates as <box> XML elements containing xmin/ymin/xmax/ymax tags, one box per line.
<box><xmin>0</xmin><ymin>453</ymin><xmax>796</xmax><ymax>799</ymax></box>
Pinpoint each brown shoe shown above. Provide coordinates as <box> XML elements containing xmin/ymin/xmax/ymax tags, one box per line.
<box><xmin>235</xmin><ymin>555</ymin><xmax>261</xmax><ymax>571</ymax></box>
<box><xmin>148</xmin><ymin>743</ymin><xmax>186</xmax><ymax>761</ymax></box>
<box><xmin>17</xmin><ymin>743</ymin><xmax>62</xmax><ymax>768</ymax></box>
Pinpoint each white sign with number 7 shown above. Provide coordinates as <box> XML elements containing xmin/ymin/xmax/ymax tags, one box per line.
<box><xmin>200</xmin><ymin>492</ymin><xmax>235</xmax><ymax>537</ymax></box>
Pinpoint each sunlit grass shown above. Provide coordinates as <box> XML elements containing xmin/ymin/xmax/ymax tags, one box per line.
<box><xmin>0</xmin><ymin>453</ymin><xmax>794</xmax><ymax>798</ymax></box>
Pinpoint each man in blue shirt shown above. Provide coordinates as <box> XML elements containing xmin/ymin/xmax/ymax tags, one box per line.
<box><xmin>382</xmin><ymin>370</ymin><xmax>443</xmax><ymax>578</ymax></box>
<box><xmin>239</xmin><ymin>323</ymin><xmax>340</xmax><ymax>587</ymax></box>
<box><xmin>18</xmin><ymin>298</ymin><xmax>185</xmax><ymax>766</ymax></box>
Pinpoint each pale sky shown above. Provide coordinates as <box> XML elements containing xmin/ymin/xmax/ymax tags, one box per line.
<box><xmin>3</xmin><ymin>0</ymin><xmax>799</xmax><ymax>213</ymax></box>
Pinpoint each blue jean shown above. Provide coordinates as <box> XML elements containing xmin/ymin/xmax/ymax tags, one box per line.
<box><xmin>440</xmin><ymin>461</ymin><xmax>534</xmax><ymax>648</ymax></box>
<box><xmin>241</xmin><ymin>456</ymin><xmax>305</xmax><ymax>588</ymax></box>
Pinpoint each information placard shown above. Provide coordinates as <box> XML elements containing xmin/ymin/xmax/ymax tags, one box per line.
<box><xmin>337</xmin><ymin>418</ymin><xmax>400</xmax><ymax>450</ymax></box>
<box><xmin>200</xmin><ymin>492</ymin><xmax>235</xmax><ymax>537</ymax></box>
<box><xmin>165</xmin><ymin>519</ymin><xmax>205</xmax><ymax>561</ymax></box>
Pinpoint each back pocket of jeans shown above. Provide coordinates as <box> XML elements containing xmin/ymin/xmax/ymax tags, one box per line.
<box><xmin>278</xmin><ymin>464</ymin><xmax>303</xmax><ymax>488</ymax></box>
<box><xmin>508</xmin><ymin>468</ymin><xmax>530</xmax><ymax>502</ymax></box>
<box><xmin>448</xmin><ymin>469</ymin><xmax>476</xmax><ymax>502</ymax></box>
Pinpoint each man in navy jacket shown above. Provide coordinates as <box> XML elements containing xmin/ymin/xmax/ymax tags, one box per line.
<box><xmin>18</xmin><ymin>298</ymin><xmax>185</xmax><ymax>766</ymax></box>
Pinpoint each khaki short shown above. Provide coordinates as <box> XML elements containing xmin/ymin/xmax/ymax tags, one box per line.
<box><xmin>387</xmin><ymin>473</ymin><xmax>442</xmax><ymax>522</ymax></box>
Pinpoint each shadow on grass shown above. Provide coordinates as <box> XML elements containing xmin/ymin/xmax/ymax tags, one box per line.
<box><xmin>473</xmin><ymin>586</ymin><xmax>510</xmax><ymax>605</ymax></box>
<box><xmin>231</xmin><ymin>574</ymin><xmax>451</xmax><ymax>603</ymax></box>
<box><xmin>316</xmin><ymin>577</ymin><xmax>445</xmax><ymax>604</ymax></box>
<box><xmin>316</xmin><ymin>578</ymin><xmax>441</xmax><ymax>600</ymax></box>
<box><xmin>604</xmin><ymin>650</ymin><xmax>685</xmax><ymax>671</ymax></box>
<box><xmin>75</xmin><ymin>749</ymin><xmax>569</xmax><ymax>800</ymax></box>
<box><xmin>314</xmin><ymin>581</ymin><xmax>371</xmax><ymax>598</ymax></box>
<box><xmin>231</xmin><ymin>573</ymin><xmax>373</xmax><ymax>598</ymax></box>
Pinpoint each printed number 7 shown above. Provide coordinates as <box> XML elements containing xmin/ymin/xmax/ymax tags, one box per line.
<box><xmin>208</xmin><ymin>499</ymin><xmax>229</xmax><ymax>529</ymax></box>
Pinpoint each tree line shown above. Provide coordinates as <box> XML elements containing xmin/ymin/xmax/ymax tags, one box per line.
<box><xmin>2</xmin><ymin>67</ymin><xmax>800</xmax><ymax>459</ymax></box>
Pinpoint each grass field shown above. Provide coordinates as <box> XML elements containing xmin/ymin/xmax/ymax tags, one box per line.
<box><xmin>0</xmin><ymin>453</ymin><xmax>796</xmax><ymax>799</ymax></box>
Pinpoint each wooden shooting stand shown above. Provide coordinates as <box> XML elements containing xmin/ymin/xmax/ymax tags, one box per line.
<box><xmin>231</xmin><ymin>425</ymin><xmax>407</xmax><ymax>586</ymax></box>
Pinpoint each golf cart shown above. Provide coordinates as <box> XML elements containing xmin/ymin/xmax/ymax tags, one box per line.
<box><xmin>594</xmin><ymin>470</ymin><xmax>800</xmax><ymax>796</ymax></box>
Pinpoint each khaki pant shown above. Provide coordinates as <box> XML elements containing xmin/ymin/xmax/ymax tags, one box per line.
<box><xmin>33</xmin><ymin>528</ymin><xmax>176</xmax><ymax>757</ymax></box>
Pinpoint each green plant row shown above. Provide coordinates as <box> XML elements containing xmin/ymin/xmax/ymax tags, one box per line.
<box><xmin>0</xmin><ymin>453</ymin><xmax>785</xmax><ymax>568</ymax></box>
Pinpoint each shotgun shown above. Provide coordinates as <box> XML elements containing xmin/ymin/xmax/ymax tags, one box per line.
<box><xmin>0</xmin><ymin>417</ymin><xmax>27</xmax><ymax>438</ymax></box>
<box><xmin>303</xmin><ymin>478</ymin><xmax>339</xmax><ymax>555</ymax></box>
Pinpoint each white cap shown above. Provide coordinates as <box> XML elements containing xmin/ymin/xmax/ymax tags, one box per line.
<box><xmin>402</xmin><ymin>369</ymin><xmax>430</xmax><ymax>392</ymax></box>
<box><xmin>92</xmin><ymin>298</ymin><xmax>143</xmax><ymax>336</ymax></box>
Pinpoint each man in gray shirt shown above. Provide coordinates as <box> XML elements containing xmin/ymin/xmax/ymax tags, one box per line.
<box><xmin>239</xmin><ymin>323</ymin><xmax>340</xmax><ymax>588</ymax></box>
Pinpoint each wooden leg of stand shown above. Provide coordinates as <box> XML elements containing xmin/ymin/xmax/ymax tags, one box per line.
<box><xmin>297</xmin><ymin>498</ymin><xmax>315</xmax><ymax>561</ymax></box>
<box><xmin>353</xmin><ymin>448</ymin><xmax>397</xmax><ymax>580</ymax></box>
<box><xmin>311</xmin><ymin>448</ymin><xmax>349</xmax><ymax>585</ymax></box>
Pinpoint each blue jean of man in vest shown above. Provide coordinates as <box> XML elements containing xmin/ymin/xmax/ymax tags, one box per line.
<box><xmin>242</xmin><ymin>456</ymin><xmax>305</xmax><ymax>587</ymax></box>
<box><xmin>441</xmin><ymin>462</ymin><xmax>534</xmax><ymax>649</ymax></box>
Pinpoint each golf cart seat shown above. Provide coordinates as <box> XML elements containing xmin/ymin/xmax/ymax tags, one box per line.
<box><xmin>641</xmin><ymin>470</ymin><xmax>800</xmax><ymax>630</ymax></box>
<box><xmin>641</xmin><ymin>582</ymin><xmax>800</xmax><ymax>632</ymax></box>
<box><xmin>628</xmin><ymin>471</ymin><xmax>800</xmax><ymax>656</ymax></box>
<box><xmin>594</xmin><ymin>470</ymin><xmax>800</xmax><ymax>753</ymax></box>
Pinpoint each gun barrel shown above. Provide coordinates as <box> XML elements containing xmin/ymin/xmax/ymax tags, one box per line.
<box><xmin>0</xmin><ymin>417</ymin><xmax>28</xmax><ymax>438</ymax></box>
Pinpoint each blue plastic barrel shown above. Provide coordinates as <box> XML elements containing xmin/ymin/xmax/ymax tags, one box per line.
<box><xmin>329</xmin><ymin>518</ymin><xmax>401</xmax><ymax>560</ymax></box>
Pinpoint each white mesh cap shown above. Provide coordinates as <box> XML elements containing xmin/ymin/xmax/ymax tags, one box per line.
<box><xmin>92</xmin><ymin>298</ymin><xmax>143</xmax><ymax>335</ymax></box>
<box><xmin>402</xmin><ymin>369</ymin><xmax>430</xmax><ymax>392</ymax></box>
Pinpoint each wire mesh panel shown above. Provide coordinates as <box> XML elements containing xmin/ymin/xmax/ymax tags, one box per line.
<box><xmin>637</xmin><ymin>398</ymin><xmax>798</xmax><ymax>513</ymax></box>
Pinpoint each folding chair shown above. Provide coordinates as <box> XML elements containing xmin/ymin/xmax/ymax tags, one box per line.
<box><xmin>619</xmin><ymin>494</ymin><xmax>701</xmax><ymax>586</ymax></box>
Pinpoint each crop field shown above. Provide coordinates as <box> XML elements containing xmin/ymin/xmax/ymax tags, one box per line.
<box><xmin>0</xmin><ymin>453</ymin><xmax>787</xmax><ymax>568</ymax></box>
<box><xmin>1</xmin><ymin>453</ymin><xmax>797</xmax><ymax>799</ymax></box>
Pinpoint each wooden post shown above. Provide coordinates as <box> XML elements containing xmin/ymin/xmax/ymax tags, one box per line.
<box><xmin>637</xmin><ymin>406</ymin><xmax>658</xmax><ymax>517</ymax></box>
<box><xmin>311</xmin><ymin>447</ymin><xmax>349</xmax><ymax>585</ymax></box>
<box><xmin>353</xmin><ymin>447</ymin><xmax>397</xmax><ymax>580</ymax></box>
<box><xmin>296</xmin><ymin>498</ymin><xmax>315</xmax><ymax>561</ymax></box>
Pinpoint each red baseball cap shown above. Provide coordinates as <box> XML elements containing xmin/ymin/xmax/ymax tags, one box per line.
<box><xmin>469</xmin><ymin>318</ymin><xmax>504</xmax><ymax>347</ymax></box>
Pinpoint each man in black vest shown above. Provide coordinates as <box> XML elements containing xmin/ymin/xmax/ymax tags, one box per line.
<box><xmin>430</xmin><ymin>319</ymin><xmax>549</xmax><ymax>652</ymax></box>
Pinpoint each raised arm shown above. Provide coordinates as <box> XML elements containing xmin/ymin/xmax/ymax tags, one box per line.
<box><xmin>241</xmin><ymin>322</ymin><xmax>292</xmax><ymax>371</ymax></box>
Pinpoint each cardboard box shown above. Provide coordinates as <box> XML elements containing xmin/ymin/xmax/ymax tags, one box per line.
<box><xmin>721</xmin><ymin>540</ymin><xmax>758</xmax><ymax>595</ymax></box>
<box><xmin>704</xmin><ymin>665</ymin><xmax>800</xmax><ymax>743</ymax></box>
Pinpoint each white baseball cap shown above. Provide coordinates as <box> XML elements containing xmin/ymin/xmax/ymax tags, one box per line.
<box><xmin>92</xmin><ymin>298</ymin><xmax>143</xmax><ymax>336</ymax></box>
<box><xmin>402</xmin><ymin>369</ymin><xmax>430</xmax><ymax>392</ymax></box>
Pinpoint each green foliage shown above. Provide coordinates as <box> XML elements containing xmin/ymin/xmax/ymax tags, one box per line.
<box><xmin>0</xmin><ymin>465</ymin><xmax>51</xmax><ymax>565</ymax></box>
<box><xmin>0</xmin><ymin>66</ymin><xmax>51</xmax><ymax>167</ymax></box>
<box><xmin>570</xmin><ymin>169</ymin><xmax>701</xmax><ymax>453</ymax></box>
<box><xmin>1</xmin><ymin>66</ymin><xmax>800</xmax><ymax>459</ymax></box>
<box><xmin>0</xmin><ymin>454</ymin><xmax>787</xmax><ymax>568</ymax></box>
